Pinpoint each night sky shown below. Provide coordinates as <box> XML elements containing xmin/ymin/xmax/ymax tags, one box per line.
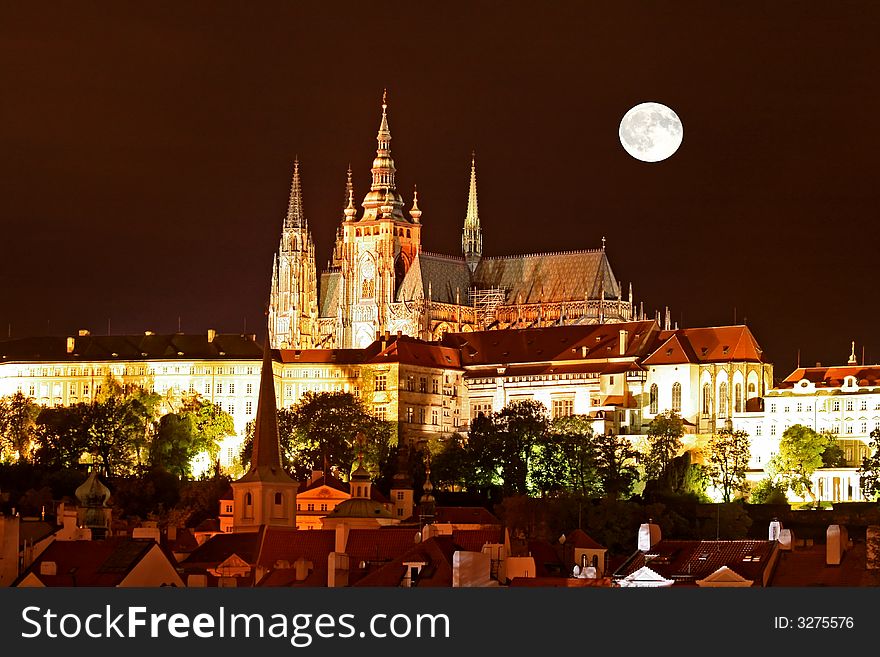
<box><xmin>2</xmin><ymin>2</ymin><xmax>878</xmax><ymax>377</ymax></box>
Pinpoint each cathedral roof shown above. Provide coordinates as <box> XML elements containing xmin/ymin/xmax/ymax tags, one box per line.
<box><xmin>473</xmin><ymin>249</ymin><xmax>620</xmax><ymax>304</ymax></box>
<box><xmin>395</xmin><ymin>252</ymin><xmax>472</xmax><ymax>305</ymax></box>
<box><xmin>319</xmin><ymin>269</ymin><xmax>342</xmax><ymax>317</ymax></box>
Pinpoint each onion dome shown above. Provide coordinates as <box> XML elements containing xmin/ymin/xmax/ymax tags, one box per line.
<box><xmin>75</xmin><ymin>470</ymin><xmax>111</xmax><ymax>508</ymax></box>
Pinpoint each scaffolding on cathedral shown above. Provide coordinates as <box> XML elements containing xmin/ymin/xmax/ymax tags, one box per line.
<box><xmin>470</xmin><ymin>287</ymin><xmax>507</xmax><ymax>329</ymax></box>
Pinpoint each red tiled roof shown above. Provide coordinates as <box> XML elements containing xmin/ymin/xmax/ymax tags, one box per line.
<box><xmin>566</xmin><ymin>529</ymin><xmax>604</xmax><ymax>550</ymax></box>
<box><xmin>452</xmin><ymin>529</ymin><xmax>504</xmax><ymax>552</ymax></box>
<box><xmin>182</xmin><ymin>527</ymin><xmax>265</xmax><ymax>568</ymax></box>
<box><xmin>780</xmin><ymin>365</ymin><xmax>880</xmax><ymax>389</ymax></box>
<box><xmin>443</xmin><ymin>321</ymin><xmax>659</xmax><ymax>367</ymax></box>
<box><xmin>17</xmin><ymin>538</ymin><xmax>162</xmax><ymax>587</ymax></box>
<box><xmin>345</xmin><ymin>528</ymin><xmax>421</xmax><ymax>584</ymax></box>
<box><xmin>614</xmin><ymin>540</ymin><xmax>777</xmax><ymax>585</ymax></box>
<box><xmin>643</xmin><ymin>326</ymin><xmax>765</xmax><ymax>365</ymax></box>
<box><xmin>368</xmin><ymin>336</ymin><xmax>462</xmax><ymax>369</ymax></box>
<box><xmin>353</xmin><ymin>536</ymin><xmax>458</xmax><ymax>588</ymax></box>
<box><xmin>257</xmin><ymin>528</ymin><xmax>335</xmax><ymax>570</ymax></box>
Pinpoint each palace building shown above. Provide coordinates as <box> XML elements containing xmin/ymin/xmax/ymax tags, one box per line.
<box><xmin>268</xmin><ymin>93</ymin><xmax>639</xmax><ymax>351</ymax></box>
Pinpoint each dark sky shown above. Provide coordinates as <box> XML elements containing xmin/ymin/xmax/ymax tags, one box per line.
<box><xmin>2</xmin><ymin>1</ymin><xmax>878</xmax><ymax>377</ymax></box>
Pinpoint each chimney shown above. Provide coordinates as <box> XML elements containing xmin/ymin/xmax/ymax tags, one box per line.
<box><xmin>310</xmin><ymin>470</ymin><xmax>324</xmax><ymax>485</ymax></box>
<box><xmin>294</xmin><ymin>557</ymin><xmax>313</xmax><ymax>582</ymax></box>
<box><xmin>208</xmin><ymin>328</ymin><xmax>217</xmax><ymax>343</ymax></box>
<box><xmin>334</xmin><ymin>523</ymin><xmax>350</xmax><ymax>554</ymax></box>
<box><xmin>638</xmin><ymin>521</ymin><xmax>661</xmax><ymax>551</ymax></box>
<box><xmin>385</xmin><ymin>330</ymin><xmax>391</xmax><ymax>341</ymax></box>
<box><xmin>78</xmin><ymin>329</ymin><xmax>90</xmax><ymax>337</ymax></box>
<box><xmin>815</xmin><ymin>362</ymin><xmax>822</xmax><ymax>368</ymax></box>
<box><xmin>618</xmin><ymin>329</ymin><xmax>628</xmax><ymax>355</ymax></box>
<box><xmin>581</xmin><ymin>346</ymin><xmax>588</xmax><ymax>358</ymax></box>
<box><xmin>66</xmin><ymin>337</ymin><xmax>75</xmax><ymax>354</ymax></box>
<box><xmin>396</xmin><ymin>330</ymin><xmax>402</xmax><ymax>339</ymax></box>
<box><xmin>768</xmin><ymin>518</ymin><xmax>782</xmax><ymax>541</ymax></box>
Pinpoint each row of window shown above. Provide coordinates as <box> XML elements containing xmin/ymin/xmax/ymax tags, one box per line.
<box><xmin>16</xmin><ymin>365</ymin><xmax>257</xmax><ymax>377</ymax></box>
<box><xmin>770</xmin><ymin>400</ymin><xmax>880</xmax><ymax>413</ymax></box>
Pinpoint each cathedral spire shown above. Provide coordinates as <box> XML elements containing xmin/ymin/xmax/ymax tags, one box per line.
<box><xmin>370</xmin><ymin>90</ymin><xmax>396</xmax><ymax>192</ymax></box>
<box><xmin>285</xmin><ymin>159</ymin><xmax>305</xmax><ymax>229</ymax></box>
<box><xmin>343</xmin><ymin>165</ymin><xmax>356</xmax><ymax>221</ymax></box>
<box><xmin>410</xmin><ymin>184</ymin><xmax>422</xmax><ymax>222</ymax></box>
<box><xmin>462</xmin><ymin>151</ymin><xmax>483</xmax><ymax>273</ymax></box>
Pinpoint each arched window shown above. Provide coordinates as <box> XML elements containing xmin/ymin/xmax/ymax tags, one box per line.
<box><xmin>735</xmin><ymin>383</ymin><xmax>742</xmax><ymax>413</ymax></box>
<box><xmin>748</xmin><ymin>382</ymin><xmax>756</xmax><ymax>394</ymax></box>
<box><xmin>672</xmin><ymin>383</ymin><xmax>682</xmax><ymax>413</ymax></box>
<box><xmin>245</xmin><ymin>492</ymin><xmax>252</xmax><ymax>506</ymax></box>
<box><xmin>361</xmin><ymin>278</ymin><xmax>374</xmax><ymax>298</ymax></box>
<box><xmin>406</xmin><ymin>229</ymin><xmax>411</xmax><ymax>238</ymax></box>
<box><xmin>649</xmin><ymin>384</ymin><xmax>658</xmax><ymax>414</ymax></box>
<box><xmin>702</xmin><ymin>383</ymin><xmax>711</xmax><ymax>415</ymax></box>
<box><xmin>719</xmin><ymin>382</ymin><xmax>728</xmax><ymax>417</ymax></box>
<box><xmin>274</xmin><ymin>492</ymin><xmax>282</xmax><ymax>505</ymax></box>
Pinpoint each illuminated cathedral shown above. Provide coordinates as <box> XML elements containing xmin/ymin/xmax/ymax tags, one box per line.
<box><xmin>269</xmin><ymin>93</ymin><xmax>640</xmax><ymax>350</ymax></box>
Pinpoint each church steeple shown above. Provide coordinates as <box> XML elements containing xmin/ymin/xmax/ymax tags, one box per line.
<box><xmin>285</xmin><ymin>159</ymin><xmax>305</xmax><ymax>229</ymax></box>
<box><xmin>343</xmin><ymin>165</ymin><xmax>356</xmax><ymax>221</ymax></box>
<box><xmin>231</xmin><ymin>333</ymin><xmax>298</xmax><ymax>530</ymax></box>
<box><xmin>362</xmin><ymin>91</ymin><xmax>406</xmax><ymax>221</ymax></box>
<box><xmin>462</xmin><ymin>152</ymin><xmax>483</xmax><ymax>273</ymax></box>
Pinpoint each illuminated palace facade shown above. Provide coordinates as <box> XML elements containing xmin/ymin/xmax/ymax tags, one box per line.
<box><xmin>268</xmin><ymin>94</ymin><xmax>640</xmax><ymax>351</ymax></box>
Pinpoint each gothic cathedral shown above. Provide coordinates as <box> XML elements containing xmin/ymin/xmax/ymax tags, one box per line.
<box><xmin>270</xmin><ymin>93</ymin><xmax>639</xmax><ymax>350</ymax></box>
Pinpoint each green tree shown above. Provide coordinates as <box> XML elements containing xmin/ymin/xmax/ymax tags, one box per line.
<box><xmin>240</xmin><ymin>391</ymin><xmax>393</xmax><ymax>482</ymax></box>
<box><xmin>749</xmin><ymin>476</ymin><xmax>788</xmax><ymax>504</ymax></box>
<box><xmin>530</xmin><ymin>415</ymin><xmax>599</xmax><ymax>497</ymax></box>
<box><xmin>431</xmin><ymin>433</ymin><xmax>479</xmax><ymax>491</ymax></box>
<box><xmin>859</xmin><ymin>428</ymin><xmax>880</xmax><ymax>500</ymax></box>
<box><xmin>33</xmin><ymin>404</ymin><xmax>92</xmax><ymax>470</ymax></box>
<box><xmin>643</xmin><ymin>410</ymin><xmax>685</xmax><ymax>480</ymax></box>
<box><xmin>821</xmin><ymin>435</ymin><xmax>846</xmax><ymax>468</ymax></box>
<box><xmin>593</xmin><ymin>433</ymin><xmax>640</xmax><ymax>499</ymax></box>
<box><xmin>706</xmin><ymin>429</ymin><xmax>751</xmax><ymax>502</ymax></box>
<box><xmin>467</xmin><ymin>400</ymin><xmax>549</xmax><ymax>496</ymax></box>
<box><xmin>0</xmin><ymin>392</ymin><xmax>40</xmax><ymax>462</ymax></box>
<box><xmin>768</xmin><ymin>424</ymin><xmax>827</xmax><ymax>501</ymax></box>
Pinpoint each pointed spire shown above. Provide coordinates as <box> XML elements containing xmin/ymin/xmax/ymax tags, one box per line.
<box><xmin>285</xmin><ymin>159</ymin><xmax>305</xmax><ymax>229</ymax></box>
<box><xmin>602</xmin><ymin>236</ymin><xmax>606</xmax><ymax>251</ymax></box>
<box><xmin>236</xmin><ymin>332</ymin><xmax>294</xmax><ymax>483</ymax></box>
<box><xmin>462</xmin><ymin>151</ymin><xmax>483</xmax><ymax>273</ymax></box>
<box><xmin>410</xmin><ymin>184</ymin><xmax>422</xmax><ymax>222</ymax></box>
<box><xmin>378</xmin><ymin>89</ymin><xmax>391</xmax><ymax>145</ymax></box>
<box><xmin>369</xmin><ymin>90</ymin><xmax>398</xmax><ymax>195</ymax></box>
<box><xmin>343</xmin><ymin>165</ymin><xmax>356</xmax><ymax>221</ymax></box>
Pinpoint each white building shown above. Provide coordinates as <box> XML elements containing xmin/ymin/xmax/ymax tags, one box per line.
<box><xmin>757</xmin><ymin>356</ymin><xmax>880</xmax><ymax>502</ymax></box>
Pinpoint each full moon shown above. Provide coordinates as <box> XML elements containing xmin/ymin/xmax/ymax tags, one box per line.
<box><xmin>619</xmin><ymin>102</ymin><xmax>683</xmax><ymax>162</ymax></box>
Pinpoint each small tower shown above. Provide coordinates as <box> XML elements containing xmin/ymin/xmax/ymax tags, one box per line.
<box><xmin>231</xmin><ymin>334</ymin><xmax>298</xmax><ymax>531</ymax></box>
<box><xmin>418</xmin><ymin>454</ymin><xmax>436</xmax><ymax>525</ymax></box>
<box><xmin>390</xmin><ymin>444</ymin><xmax>415</xmax><ymax>521</ymax></box>
<box><xmin>848</xmin><ymin>341</ymin><xmax>858</xmax><ymax>365</ymax></box>
<box><xmin>349</xmin><ymin>434</ymin><xmax>372</xmax><ymax>501</ymax></box>
<box><xmin>461</xmin><ymin>152</ymin><xmax>483</xmax><ymax>273</ymax></box>
<box><xmin>75</xmin><ymin>470</ymin><xmax>112</xmax><ymax>539</ymax></box>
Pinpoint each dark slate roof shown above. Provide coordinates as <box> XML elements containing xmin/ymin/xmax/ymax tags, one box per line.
<box><xmin>0</xmin><ymin>333</ymin><xmax>261</xmax><ymax>363</ymax></box>
<box><xmin>319</xmin><ymin>270</ymin><xmax>342</xmax><ymax>318</ymax></box>
<box><xmin>433</xmin><ymin>507</ymin><xmax>500</xmax><ymax>526</ymax></box>
<box><xmin>473</xmin><ymin>250</ymin><xmax>620</xmax><ymax>304</ymax></box>
<box><xmin>396</xmin><ymin>252</ymin><xmax>473</xmax><ymax>304</ymax></box>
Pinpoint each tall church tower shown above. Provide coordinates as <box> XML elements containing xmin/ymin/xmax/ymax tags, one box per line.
<box><xmin>462</xmin><ymin>153</ymin><xmax>483</xmax><ymax>273</ymax></box>
<box><xmin>268</xmin><ymin>160</ymin><xmax>319</xmax><ymax>349</ymax></box>
<box><xmin>336</xmin><ymin>91</ymin><xmax>423</xmax><ymax>348</ymax></box>
<box><xmin>231</xmin><ymin>336</ymin><xmax>298</xmax><ymax>531</ymax></box>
